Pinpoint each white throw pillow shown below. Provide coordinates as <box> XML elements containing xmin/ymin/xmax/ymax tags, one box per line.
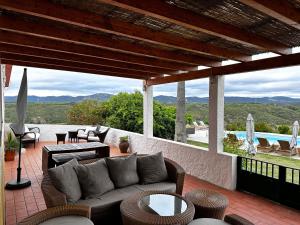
<box><xmin>24</xmin><ymin>126</ymin><xmax>29</xmax><ymax>132</ymax></box>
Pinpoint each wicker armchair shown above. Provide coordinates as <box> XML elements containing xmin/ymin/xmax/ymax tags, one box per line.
<box><xmin>41</xmin><ymin>156</ymin><xmax>185</xmax><ymax>208</ymax></box>
<box><xmin>17</xmin><ymin>205</ymin><xmax>91</xmax><ymax>225</ymax></box>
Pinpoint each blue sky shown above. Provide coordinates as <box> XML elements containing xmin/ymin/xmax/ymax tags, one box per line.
<box><xmin>5</xmin><ymin>58</ymin><xmax>300</xmax><ymax>98</ymax></box>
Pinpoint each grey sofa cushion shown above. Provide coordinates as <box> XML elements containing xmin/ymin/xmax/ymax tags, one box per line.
<box><xmin>39</xmin><ymin>216</ymin><xmax>94</xmax><ymax>225</ymax></box>
<box><xmin>134</xmin><ymin>182</ymin><xmax>176</xmax><ymax>193</ymax></box>
<box><xmin>188</xmin><ymin>218</ymin><xmax>230</xmax><ymax>225</ymax></box>
<box><xmin>77</xmin><ymin>185</ymin><xmax>140</xmax><ymax>222</ymax></box>
<box><xmin>137</xmin><ymin>152</ymin><xmax>168</xmax><ymax>184</ymax></box>
<box><xmin>77</xmin><ymin>182</ymin><xmax>177</xmax><ymax>223</ymax></box>
<box><xmin>75</xmin><ymin>159</ymin><xmax>114</xmax><ymax>199</ymax></box>
<box><xmin>48</xmin><ymin>159</ymin><xmax>81</xmax><ymax>203</ymax></box>
<box><xmin>106</xmin><ymin>154</ymin><xmax>139</xmax><ymax>188</ymax></box>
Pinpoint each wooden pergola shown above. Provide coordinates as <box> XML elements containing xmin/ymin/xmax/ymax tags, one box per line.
<box><xmin>0</xmin><ymin>0</ymin><xmax>299</xmax><ymax>86</ymax></box>
<box><xmin>1</xmin><ymin>2</ymin><xmax>300</xmax><ymax>220</ymax></box>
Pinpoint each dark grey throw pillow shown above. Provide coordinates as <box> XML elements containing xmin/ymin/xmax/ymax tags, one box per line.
<box><xmin>137</xmin><ymin>152</ymin><xmax>168</xmax><ymax>184</ymax></box>
<box><xmin>48</xmin><ymin>159</ymin><xmax>81</xmax><ymax>203</ymax></box>
<box><xmin>106</xmin><ymin>154</ymin><xmax>139</xmax><ymax>188</ymax></box>
<box><xmin>74</xmin><ymin>159</ymin><xmax>114</xmax><ymax>199</ymax></box>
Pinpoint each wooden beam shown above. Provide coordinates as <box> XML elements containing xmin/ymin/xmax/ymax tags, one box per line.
<box><xmin>0</xmin><ymin>43</ymin><xmax>172</xmax><ymax>74</ymax></box>
<box><xmin>146</xmin><ymin>53</ymin><xmax>300</xmax><ymax>85</ymax></box>
<box><xmin>0</xmin><ymin>0</ymin><xmax>247</xmax><ymax>63</ymax></box>
<box><xmin>98</xmin><ymin>0</ymin><xmax>291</xmax><ymax>55</ymax></box>
<box><xmin>1</xmin><ymin>59</ymin><xmax>147</xmax><ymax>80</ymax></box>
<box><xmin>0</xmin><ymin>53</ymin><xmax>155</xmax><ymax>78</ymax></box>
<box><xmin>0</xmin><ymin>30</ymin><xmax>193</xmax><ymax>71</ymax></box>
<box><xmin>0</xmin><ymin>15</ymin><xmax>224</xmax><ymax>65</ymax></box>
<box><xmin>239</xmin><ymin>0</ymin><xmax>300</xmax><ymax>29</ymax></box>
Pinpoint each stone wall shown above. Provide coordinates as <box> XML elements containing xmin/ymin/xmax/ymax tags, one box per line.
<box><xmin>5</xmin><ymin>124</ymin><xmax>236</xmax><ymax>190</ymax></box>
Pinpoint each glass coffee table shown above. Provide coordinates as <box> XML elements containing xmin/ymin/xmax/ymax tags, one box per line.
<box><xmin>120</xmin><ymin>191</ymin><xmax>195</xmax><ymax>225</ymax></box>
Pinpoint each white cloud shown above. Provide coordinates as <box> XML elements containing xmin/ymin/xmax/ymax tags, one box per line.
<box><xmin>5</xmin><ymin>64</ymin><xmax>300</xmax><ymax>98</ymax></box>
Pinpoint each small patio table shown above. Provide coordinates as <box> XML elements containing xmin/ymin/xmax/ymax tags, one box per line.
<box><xmin>56</xmin><ymin>133</ymin><xmax>67</xmax><ymax>144</ymax></box>
<box><xmin>42</xmin><ymin>142</ymin><xmax>110</xmax><ymax>173</ymax></box>
<box><xmin>121</xmin><ymin>191</ymin><xmax>195</xmax><ymax>225</ymax></box>
<box><xmin>68</xmin><ymin>130</ymin><xmax>78</xmax><ymax>143</ymax></box>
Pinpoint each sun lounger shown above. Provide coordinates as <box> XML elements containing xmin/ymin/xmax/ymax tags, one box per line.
<box><xmin>276</xmin><ymin>140</ymin><xmax>297</xmax><ymax>156</ymax></box>
<box><xmin>226</xmin><ymin>133</ymin><xmax>244</xmax><ymax>145</ymax></box>
<box><xmin>257</xmin><ymin>137</ymin><xmax>277</xmax><ymax>153</ymax></box>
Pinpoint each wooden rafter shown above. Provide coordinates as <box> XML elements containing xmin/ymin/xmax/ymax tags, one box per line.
<box><xmin>0</xmin><ymin>15</ymin><xmax>225</xmax><ymax>65</ymax></box>
<box><xmin>0</xmin><ymin>43</ymin><xmax>172</xmax><ymax>74</ymax></box>
<box><xmin>0</xmin><ymin>30</ymin><xmax>194</xmax><ymax>71</ymax></box>
<box><xmin>0</xmin><ymin>0</ymin><xmax>241</xmax><ymax>64</ymax></box>
<box><xmin>1</xmin><ymin>59</ymin><xmax>147</xmax><ymax>80</ymax></box>
<box><xmin>0</xmin><ymin>53</ymin><xmax>158</xmax><ymax>78</ymax></box>
<box><xmin>239</xmin><ymin>0</ymin><xmax>300</xmax><ymax>30</ymax></box>
<box><xmin>146</xmin><ymin>53</ymin><xmax>300</xmax><ymax>85</ymax></box>
<box><xmin>98</xmin><ymin>0</ymin><xmax>291</xmax><ymax>55</ymax></box>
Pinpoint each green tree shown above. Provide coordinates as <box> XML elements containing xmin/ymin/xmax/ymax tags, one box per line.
<box><xmin>255</xmin><ymin>122</ymin><xmax>274</xmax><ymax>133</ymax></box>
<box><xmin>67</xmin><ymin>100</ymin><xmax>104</xmax><ymax>125</ymax></box>
<box><xmin>277</xmin><ymin>125</ymin><xmax>290</xmax><ymax>134</ymax></box>
<box><xmin>102</xmin><ymin>91</ymin><xmax>144</xmax><ymax>133</ymax></box>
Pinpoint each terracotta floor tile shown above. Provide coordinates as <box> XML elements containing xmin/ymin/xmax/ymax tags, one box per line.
<box><xmin>4</xmin><ymin>141</ymin><xmax>300</xmax><ymax>225</ymax></box>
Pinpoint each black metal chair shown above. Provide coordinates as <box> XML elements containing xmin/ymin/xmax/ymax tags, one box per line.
<box><xmin>16</xmin><ymin>126</ymin><xmax>40</xmax><ymax>148</ymax></box>
<box><xmin>87</xmin><ymin>128</ymin><xmax>110</xmax><ymax>143</ymax></box>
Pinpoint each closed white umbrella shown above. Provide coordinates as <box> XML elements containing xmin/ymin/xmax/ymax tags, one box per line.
<box><xmin>6</xmin><ymin>68</ymin><xmax>31</xmax><ymax>189</ymax></box>
<box><xmin>246</xmin><ymin>113</ymin><xmax>256</xmax><ymax>155</ymax></box>
<box><xmin>10</xmin><ymin>68</ymin><xmax>28</xmax><ymax>135</ymax></box>
<box><xmin>290</xmin><ymin>121</ymin><xmax>299</xmax><ymax>154</ymax></box>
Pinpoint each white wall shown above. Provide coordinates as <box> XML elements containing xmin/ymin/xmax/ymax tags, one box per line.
<box><xmin>5</xmin><ymin>124</ymin><xmax>236</xmax><ymax>190</ymax></box>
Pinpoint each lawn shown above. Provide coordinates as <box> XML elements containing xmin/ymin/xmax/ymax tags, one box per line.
<box><xmin>187</xmin><ymin>139</ymin><xmax>300</xmax><ymax>184</ymax></box>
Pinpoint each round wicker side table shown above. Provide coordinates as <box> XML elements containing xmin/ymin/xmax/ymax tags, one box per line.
<box><xmin>120</xmin><ymin>191</ymin><xmax>195</xmax><ymax>225</ymax></box>
<box><xmin>185</xmin><ymin>189</ymin><xmax>228</xmax><ymax>220</ymax></box>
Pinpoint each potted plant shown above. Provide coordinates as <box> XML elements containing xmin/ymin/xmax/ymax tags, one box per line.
<box><xmin>119</xmin><ymin>135</ymin><xmax>129</xmax><ymax>153</ymax></box>
<box><xmin>5</xmin><ymin>132</ymin><xmax>19</xmax><ymax>161</ymax></box>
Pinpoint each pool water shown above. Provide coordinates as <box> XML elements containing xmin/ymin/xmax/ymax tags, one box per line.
<box><xmin>232</xmin><ymin>131</ymin><xmax>299</xmax><ymax>146</ymax></box>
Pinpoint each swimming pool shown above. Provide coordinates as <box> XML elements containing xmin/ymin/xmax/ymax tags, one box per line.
<box><xmin>231</xmin><ymin>131</ymin><xmax>300</xmax><ymax>145</ymax></box>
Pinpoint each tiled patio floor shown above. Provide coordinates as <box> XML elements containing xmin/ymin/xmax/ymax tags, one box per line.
<box><xmin>4</xmin><ymin>141</ymin><xmax>300</xmax><ymax>225</ymax></box>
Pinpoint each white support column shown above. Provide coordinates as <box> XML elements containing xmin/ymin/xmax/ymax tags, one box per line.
<box><xmin>0</xmin><ymin>63</ymin><xmax>5</xmax><ymax>225</ymax></box>
<box><xmin>208</xmin><ymin>75</ymin><xmax>225</xmax><ymax>153</ymax></box>
<box><xmin>143</xmin><ymin>82</ymin><xmax>153</xmax><ymax>138</ymax></box>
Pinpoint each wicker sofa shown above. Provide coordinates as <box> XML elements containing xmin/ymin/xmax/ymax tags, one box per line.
<box><xmin>41</xmin><ymin>155</ymin><xmax>185</xmax><ymax>225</ymax></box>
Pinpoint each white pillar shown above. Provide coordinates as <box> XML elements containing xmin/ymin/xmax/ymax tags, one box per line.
<box><xmin>0</xmin><ymin>63</ymin><xmax>5</xmax><ymax>225</ymax></box>
<box><xmin>208</xmin><ymin>75</ymin><xmax>224</xmax><ymax>153</ymax></box>
<box><xmin>143</xmin><ymin>83</ymin><xmax>153</xmax><ymax>138</ymax></box>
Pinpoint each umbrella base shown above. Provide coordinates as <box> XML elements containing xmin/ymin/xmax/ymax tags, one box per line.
<box><xmin>5</xmin><ymin>178</ymin><xmax>31</xmax><ymax>190</ymax></box>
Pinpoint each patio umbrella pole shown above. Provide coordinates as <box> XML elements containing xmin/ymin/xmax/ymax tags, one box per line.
<box><xmin>5</xmin><ymin>135</ymin><xmax>31</xmax><ymax>190</ymax></box>
<box><xmin>5</xmin><ymin>68</ymin><xmax>31</xmax><ymax>190</ymax></box>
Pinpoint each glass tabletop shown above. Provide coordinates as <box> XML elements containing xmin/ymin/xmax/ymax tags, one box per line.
<box><xmin>139</xmin><ymin>194</ymin><xmax>187</xmax><ymax>216</ymax></box>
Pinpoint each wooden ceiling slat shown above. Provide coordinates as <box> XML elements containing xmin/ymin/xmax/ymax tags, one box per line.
<box><xmin>239</xmin><ymin>0</ymin><xmax>300</xmax><ymax>30</ymax></box>
<box><xmin>0</xmin><ymin>30</ymin><xmax>194</xmax><ymax>71</ymax></box>
<box><xmin>0</xmin><ymin>43</ymin><xmax>172</xmax><ymax>74</ymax></box>
<box><xmin>0</xmin><ymin>14</ymin><xmax>223</xmax><ymax>66</ymax></box>
<box><xmin>146</xmin><ymin>53</ymin><xmax>300</xmax><ymax>85</ymax></box>
<box><xmin>1</xmin><ymin>59</ymin><xmax>147</xmax><ymax>80</ymax></box>
<box><xmin>98</xmin><ymin>0</ymin><xmax>292</xmax><ymax>55</ymax></box>
<box><xmin>0</xmin><ymin>0</ymin><xmax>245</xmax><ymax>64</ymax></box>
<box><xmin>0</xmin><ymin>53</ymin><xmax>159</xmax><ymax>78</ymax></box>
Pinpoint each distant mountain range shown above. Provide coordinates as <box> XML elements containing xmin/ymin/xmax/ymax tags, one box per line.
<box><xmin>5</xmin><ymin>93</ymin><xmax>300</xmax><ymax>104</ymax></box>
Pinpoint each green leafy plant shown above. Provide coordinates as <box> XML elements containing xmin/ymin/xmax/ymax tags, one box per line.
<box><xmin>5</xmin><ymin>132</ymin><xmax>19</xmax><ymax>152</ymax></box>
<box><xmin>223</xmin><ymin>137</ymin><xmax>247</xmax><ymax>156</ymax></box>
<box><xmin>119</xmin><ymin>135</ymin><xmax>129</xmax><ymax>142</ymax></box>
<box><xmin>277</xmin><ymin>125</ymin><xmax>290</xmax><ymax>134</ymax></box>
<box><xmin>255</xmin><ymin>122</ymin><xmax>274</xmax><ymax>133</ymax></box>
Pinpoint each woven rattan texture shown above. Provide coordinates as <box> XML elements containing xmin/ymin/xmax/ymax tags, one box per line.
<box><xmin>121</xmin><ymin>191</ymin><xmax>195</xmax><ymax>225</ymax></box>
<box><xmin>185</xmin><ymin>189</ymin><xmax>228</xmax><ymax>220</ymax></box>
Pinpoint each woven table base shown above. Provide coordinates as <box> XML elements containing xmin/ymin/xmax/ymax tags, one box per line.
<box><xmin>185</xmin><ymin>189</ymin><xmax>228</xmax><ymax>220</ymax></box>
